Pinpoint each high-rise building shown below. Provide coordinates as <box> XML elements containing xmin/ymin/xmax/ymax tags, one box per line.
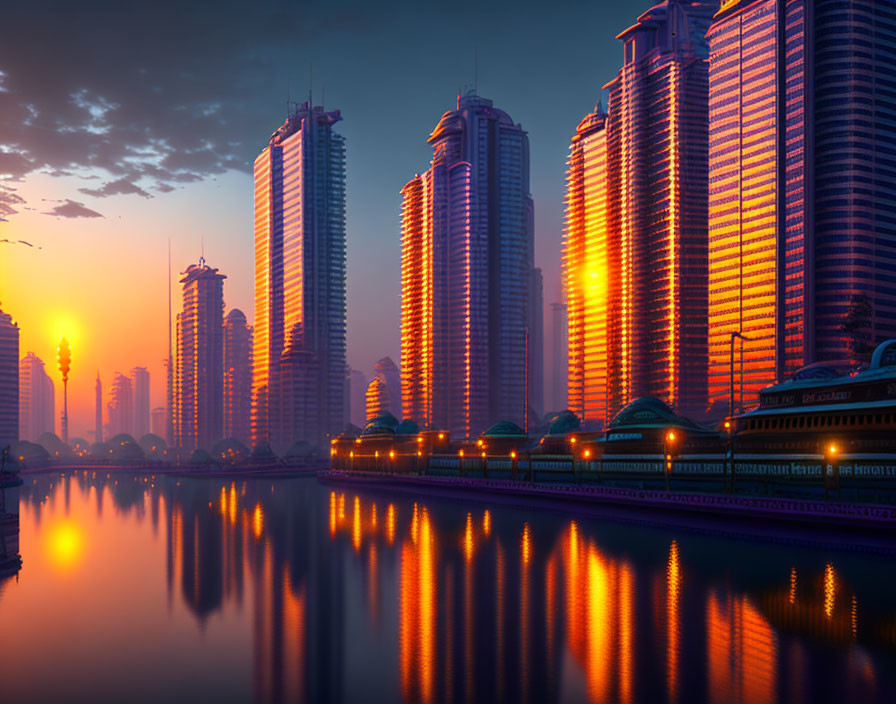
<box><xmin>223</xmin><ymin>308</ymin><xmax>252</xmax><ymax>445</ymax></box>
<box><xmin>400</xmin><ymin>90</ymin><xmax>536</xmax><ymax>438</ymax></box>
<box><xmin>131</xmin><ymin>366</ymin><xmax>150</xmax><ymax>438</ymax></box>
<box><xmin>150</xmin><ymin>406</ymin><xmax>166</xmax><ymax>438</ymax></box>
<box><xmin>528</xmin><ymin>267</ymin><xmax>545</xmax><ymax>424</ymax></box>
<box><xmin>95</xmin><ymin>372</ymin><xmax>102</xmax><ymax>443</ymax></box>
<box><xmin>0</xmin><ymin>304</ymin><xmax>18</xmax><ymax>444</ymax></box>
<box><xmin>348</xmin><ymin>368</ymin><xmax>367</xmax><ymax>428</ymax></box>
<box><xmin>18</xmin><ymin>352</ymin><xmax>54</xmax><ymax>442</ymax></box>
<box><xmin>372</xmin><ymin>357</ymin><xmax>400</xmax><ymax>416</ymax></box>
<box><xmin>175</xmin><ymin>260</ymin><xmax>225</xmax><ymax>451</ymax></box>
<box><xmin>252</xmin><ymin>101</ymin><xmax>346</xmax><ymax>450</ymax></box>
<box><xmin>365</xmin><ymin>375</ymin><xmax>391</xmax><ymax>421</ymax></box>
<box><xmin>707</xmin><ymin>0</ymin><xmax>896</xmax><ymax>413</ymax></box>
<box><xmin>550</xmin><ymin>302</ymin><xmax>568</xmax><ymax>413</ymax></box>
<box><xmin>108</xmin><ymin>372</ymin><xmax>134</xmax><ymax>438</ymax></box>
<box><xmin>565</xmin><ymin>0</ymin><xmax>713</xmax><ymax>426</ymax></box>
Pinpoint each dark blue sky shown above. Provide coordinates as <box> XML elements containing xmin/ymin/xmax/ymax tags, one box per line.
<box><xmin>1</xmin><ymin>0</ymin><xmax>646</xmax><ymax>390</ymax></box>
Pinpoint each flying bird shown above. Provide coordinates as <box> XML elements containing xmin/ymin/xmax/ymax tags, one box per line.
<box><xmin>0</xmin><ymin>238</ymin><xmax>42</xmax><ymax>249</ymax></box>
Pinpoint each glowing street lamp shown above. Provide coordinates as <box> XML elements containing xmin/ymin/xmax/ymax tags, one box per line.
<box><xmin>57</xmin><ymin>337</ymin><xmax>71</xmax><ymax>444</ymax></box>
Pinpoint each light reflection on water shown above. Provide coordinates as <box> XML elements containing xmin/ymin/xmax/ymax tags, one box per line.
<box><xmin>0</xmin><ymin>471</ymin><xmax>894</xmax><ymax>703</ymax></box>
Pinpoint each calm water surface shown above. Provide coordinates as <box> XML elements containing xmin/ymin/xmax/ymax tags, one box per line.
<box><xmin>1</xmin><ymin>470</ymin><xmax>895</xmax><ymax>703</ymax></box>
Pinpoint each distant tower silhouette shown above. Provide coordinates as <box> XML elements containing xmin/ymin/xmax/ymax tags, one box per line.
<box><xmin>95</xmin><ymin>371</ymin><xmax>102</xmax><ymax>443</ymax></box>
<box><xmin>131</xmin><ymin>366</ymin><xmax>150</xmax><ymax>438</ymax></box>
<box><xmin>223</xmin><ymin>308</ymin><xmax>252</xmax><ymax>445</ymax></box>
<box><xmin>19</xmin><ymin>352</ymin><xmax>54</xmax><ymax>442</ymax></box>
<box><xmin>0</xmin><ymin>303</ymin><xmax>17</xmax><ymax>445</ymax></box>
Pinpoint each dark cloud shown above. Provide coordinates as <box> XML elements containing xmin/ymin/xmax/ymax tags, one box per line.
<box><xmin>79</xmin><ymin>177</ymin><xmax>152</xmax><ymax>199</ymax></box>
<box><xmin>0</xmin><ymin>185</ymin><xmax>25</xmax><ymax>220</ymax></box>
<box><xmin>154</xmin><ymin>183</ymin><xmax>175</xmax><ymax>193</ymax></box>
<box><xmin>43</xmin><ymin>199</ymin><xmax>103</xmax><ymax>219</ymax></box>
<box><xmin>0</xmin><ymin>0</ymin><xmax>379</xmax><ymax>216</ymax></box>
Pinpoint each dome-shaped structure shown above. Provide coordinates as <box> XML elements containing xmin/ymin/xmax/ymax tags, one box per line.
<box><xmin>89</xmin><ymin>441</ymin><xmax>111</xmax><ymax>459</ymax></box>
<box><xmin>547</xmin><ymin>410</ymin><xmax>581</xmax><ymax>436</ymax></box>
<box><xmin>138</xmin><ymin>433</ymin><xmax>167</xmax><ymax>455</ymax></box>
<box><xmin>69</xmin><ymin>437</ymin><xmax>90</xmax><ymax>456</ymax></box>
<box><xmin>37</xmin><ymin>432</ymin><xmax>69</xmax><ymax>458</ymax></box>
<box><xmin>110</xmin><ymin>438</ymin><xmax>145</xmax><ymax>462</ymax></box>
<box><xmin>11</xmin><ymin>441</ymin><xmax>50</xmax><ymax>463</ymax></box>
<box><xmin>482</xmin><ymin>421</ymin><xmax>527</xmax><ymax>438</ymax></box>
<box><xmin>394</xmin><ymin>419</ymin><xmax>420</xmax><ymax>436</ymax></box>
<box><xmin>225</xmin><ymin>308</ymin><xmax>247</xmax><ymax>324</ymax></box>
<box><xmin>607</xmin><ymin>397</ymin><xmax>699</xmax><ymax>430</ymax></box>
<box><xmin>361</xmin><ymin>412</ymin><xmax>399</xmax><ymax>436</ymax></box>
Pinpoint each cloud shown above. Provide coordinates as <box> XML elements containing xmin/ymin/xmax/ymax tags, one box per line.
<box><xmin>154</xmin><ymin>182</ymin><xmax>175</xmax><ymax>193</ymax></box>
<box><xmin>0</xmin><ymin>0</ymin><xmax>377</xmax><ymax>216</ymax></box>
<box><xmin>0</xmin><ymin>185</ymin><xmax>25</xmax><ymax>220</ymax></box>
<box><xmin>79</xmin><ymin>177</ymin><xmax>152</xmax><ymax>199</ymax></box>
<box><xmin>43</xmin><ymin>199</ymin><xmax>103</xmax><ymax>218</ymax></box>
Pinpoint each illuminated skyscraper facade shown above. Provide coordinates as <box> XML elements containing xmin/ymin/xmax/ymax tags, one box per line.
<box><xmin>707</xmin><ymin>0</ymin><xmax>896</xmax><ymax>412</ymax></box>
<box><xmin>365</xmin><ymin>375</ymin><xmax>390</xmax><ymax>421</ymax></box>
<box><xmin>253</xmin><ymin>101</ymin><xmax>346</xmax><ymax>450</ymax></box>
<box><xmin>175</xmin><ymin>261</ymin><xmax>225</xmax><ymax>450</ymax></box>
<box><xmin>0</xmin><ymin>305</ymin><xmax>18</xmax><ymax>444</ymax></box>
<box><xmin>18</xmin><ymin>352</ymin><xmax>54</xmax><ymax>442</ymax></box>
<box><xmin>223</xmin><ymin>308</ymin><xmax>252</xmax><ymax>445</ymax></box>
<box><xmin>401</xmin><ymin>91</ymin><xmax>536</xmax><ymax>438</ymax></box>
<box><xmin>566</xmin><ymin>0</ymin><xmax>712</xmax><ymax>426</ymax></box>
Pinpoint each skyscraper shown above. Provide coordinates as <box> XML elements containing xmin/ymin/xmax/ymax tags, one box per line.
<box><xmin>365</xmin><ymin>375</ymin><xmax>390</xmax><ymax>421</ymax></box>
<box><xmin>131</xmin><ymin>366</ymin><xmax>150</xmax><ymax>438</ymax></box>
<box><xmin>707</xmin><ymin>0</ymin><xmax>896</xmax><ymax>412</ymax></box>
<box><xmin>565</xmin><ymin>0</ymin><xmax>713</xmax><ymax>427</ymax></box>
<box><xmin>108</xmin><ymin>372</ymin><xmax>134</xmax><ymax>438</ymax></box>
<box><xmin>150</xmin><ymin>407</ymin><xmax>166</xmax><ymax>438</ymax></box>
<box><xmin>372</xmin><ymin>357</ymin><xmax>400</xmax><ymax>416</ymax></box>
<box><xmin>400</xmin><ymin>90</ymin><xmax>536</xmax><ymax>438</ymax></box>
<box><xmin>223</xmin><ymin>308</ymin><xmax>252</xmax><ymax>445</ymax></box>
<box><xmin>0</xmin><ymin>305</ymin><xmax>19</xmax><ymax>444</ymax></box>
<box><xmin>95</xmin><ymin>372</ymin><xmax>102</xmax><ymax>443</ymax></box>
<box><xmin>175</xmin><ymin>260</ymin><xmax>225</xmax><ymax>451</ymax></box>
<box><xmin>19</xmin><ymin>352</ymin><xmax>54</xmax><ymax>442</ymax></box>
<box><xmin>253</xmin><ymin>101</ymin><xmax>346</xmax><ymax>450</ymax></box>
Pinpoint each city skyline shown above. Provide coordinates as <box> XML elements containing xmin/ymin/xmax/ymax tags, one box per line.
<box><xmin>0</xmin><ymin>0</ymin><xmax>638</xmax><ymax>438</ymax></box>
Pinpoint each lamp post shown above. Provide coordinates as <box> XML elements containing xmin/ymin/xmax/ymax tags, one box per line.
<box><xmin>729</xmin><ymin>331</ymin><xmax>749</xmax><ymax>418</ymax></box>
<box><xmin>57</xmin><ymin>337</ymin><xmax>71</xmax><ymax>445</ymax></box>
<box><xmin>664</xmin><ymin>430</ymin><xmax>677</xmax><ymax>491</ymax></box>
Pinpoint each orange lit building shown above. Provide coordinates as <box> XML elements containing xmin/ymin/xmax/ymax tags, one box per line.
<box><xmin>174</xmin><ymin>260</ymin><xmax>225</xmax><ymax>451</ymax></box>
<box><xmin>565</xmin><ymin>0</ymin><xmax>712</xmax><ymax>426</ymax></box>
<box><xmin>223</xmin><ymin>308</ymin><xmax>252</xmax><ymax>445</ymax></box>
<box><xmin>0</xmin><ymin>304</ymin><xmax>18</xmax><ymax>444</ymax></box>
<box><xmin>252</xmin><ymin>101</ymin><xmax>346</xmax><ymax>451</ymax></box>
<box><xmin>365</xmin><ymin>375</ymin><xmax>390</xmax><ymax>422</ymax></box>
<box><xmin>400</xmin><ymin>92</ymin><xmax>538</xmax><ymax>439</ymax></box>
<box><xmin>707</xmin><ymin>0</ymin><xmax>896</xmax><ymax>412</ymax></box>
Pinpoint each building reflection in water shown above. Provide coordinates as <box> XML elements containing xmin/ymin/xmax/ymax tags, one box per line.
<box><xmin>8</xmin><ymin>473</ymin><xmax>896</xmax><ymax>704</ymax></box>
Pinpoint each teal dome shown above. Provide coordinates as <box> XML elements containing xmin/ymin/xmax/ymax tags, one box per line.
<box><xmin>395</xmin><ymin>419</ymin><xmax>420</xmax><ymax>435</ymax></box>
<box><xmin>607</xmin><ymin>397</ymin><xmax>698</xmax><ymax>429</ymax></box>
<box><xmin>547</xmin><ymin>411</ymin><xmax>581</xmax><ymax>436</ymax></box>
<box><xmin>482</xmin><ymin>421</ymin><xmax>527</xmax><ymax>438</ymax></box>
<box><xmin>361</xmin><ymin>412</ymin><xmax>399</xmax><ymax>436</ymax></box>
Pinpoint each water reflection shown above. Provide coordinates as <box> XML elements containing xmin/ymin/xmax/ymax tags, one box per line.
<box><xmin>1</xmin><ymin>472</ymin><xmax>895</xmax><ymax>704</ymax></box>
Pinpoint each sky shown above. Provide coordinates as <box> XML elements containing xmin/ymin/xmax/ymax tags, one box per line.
<box><xmin>0</xmin><ymin>0</ymin><xmax>641</xmax><ymax>438</ymax></box>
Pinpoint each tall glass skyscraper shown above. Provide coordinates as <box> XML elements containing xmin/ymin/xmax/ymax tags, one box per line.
<box><xmin>707</xmin><ymin>0</ymin><xmax>896</xmax><ymax>412</ymax></box>
<box><xmin>401</xmin><ymin>91</ymin><xmax>536</xmax><ymax>438</ymax></box>
<box><xmin>175</xmin><ymin>260</ymin><xmax>225</xmax><ymax>451</ymax></box>
<box><xmin>252</xmin><ymin>101</ymin><xmax>346</xmax><ymax>451</ymax></box>
<box><xmin>565</xmin><ymin>0</ymin><xmax>713</xmax><ymax>426</ymax></box>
